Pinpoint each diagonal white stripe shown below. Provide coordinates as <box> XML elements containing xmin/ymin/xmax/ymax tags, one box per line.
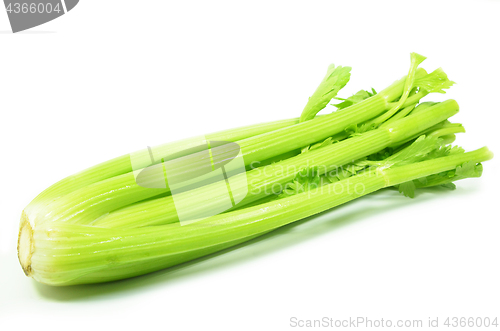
<box><xmin>60</xmin><ymin>0</ymin><xmax>68</xmax><ymax>13</ymax></box>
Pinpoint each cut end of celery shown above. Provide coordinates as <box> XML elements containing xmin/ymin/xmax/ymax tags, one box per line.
<box><xmin>18</xmin><ymin>212</ymin><xmax>34</xmax><ymax>277</ymax></box>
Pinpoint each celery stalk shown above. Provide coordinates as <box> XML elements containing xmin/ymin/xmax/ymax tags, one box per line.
<box><xmin>25</xmin><ymin>117</ymin><xmax>302</xmax><ymax>208</ymax></box>
<box><xmin>27</xmin><ymin>68</ymin><xmax>452</xmax><ymax>231</ymax></box>
<box><xmin>18</xmin><ymin>147</ymin><xmax>492</xmax><ymax>285</ymax></box>
<box><xmin>93</xmin><ymin>100</ymin><xmax>459</xmax><ymax>228</ymax></box>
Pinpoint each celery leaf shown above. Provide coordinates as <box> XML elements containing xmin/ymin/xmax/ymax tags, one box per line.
<box><xmin>414</xmin><ymin>68</ymin><xmax>455</xmax><ymax>94</ymax></box>
<box><xmin>280</xmin><ymin>167</ymin><xmax>321</xmax><ymax>198</ymax></box>
<box><xmin>396</xmin><ymin>161</ymin><xmax>483</xmax><ymax>198</ymax></box>
<box><xmin>300</xmin><ymin>65</ymin><xmax>352</xmax><ymax>122</ymax></box>
<box><xmin>398</xmin><ymin>181</ymin><xmax>416</xmax><ymax>198</ymax></box>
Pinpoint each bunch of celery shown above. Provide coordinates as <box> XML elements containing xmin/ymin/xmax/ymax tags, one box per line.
<box><xmin>17</xmin><ymin>53</ymin><xmax>493</xmax><ymax>286</ymax></box>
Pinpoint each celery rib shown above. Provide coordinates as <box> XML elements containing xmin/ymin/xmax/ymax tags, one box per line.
<box><xmin>25</xmin><ymin>117</ymin><xmax>302</xmax><ymax>209</ymax></box>
<box><xmin>93</xmin><ymin>100</ymin><xmax>459</xmax><ymax>228</ymax></box>
<box><xmin>24</xmin><ymin>147</ymin><xmax>492</xmax><ymax>285</ymax></box>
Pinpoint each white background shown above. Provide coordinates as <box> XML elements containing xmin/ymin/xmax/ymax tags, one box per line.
<box><xmin>1</xmin><ymin>1</ymin><xmax>499</xmax><ymax>330</ymax></box>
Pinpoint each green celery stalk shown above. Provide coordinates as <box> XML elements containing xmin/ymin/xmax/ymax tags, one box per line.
<box><xmin>365</xmin><ymin>53</ymin><xmax>427</xmax><ymax>127</ymax></box>
<box><xmin>25</xmin><ymin>117</ymin><xmax>302</xmax><ymax>209</ymax></box>
<box><xmin>27</xmin><ymin>66</ymin><xmax>452</xmax><ymax>230</ymax></box>
<box><xmin>93</xmin><ymin>100</ymin><xmax>459</xmax><ymax>228</ymax></box>
<box><xmin>24</xmin><ymin>63</ymin><xmax>452</xmax><ymax>232</ymax></box>
<box><xmin>18</xmin><ymin>147</ymin><xmax>492</xmax><ymax>285</ymax></box>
